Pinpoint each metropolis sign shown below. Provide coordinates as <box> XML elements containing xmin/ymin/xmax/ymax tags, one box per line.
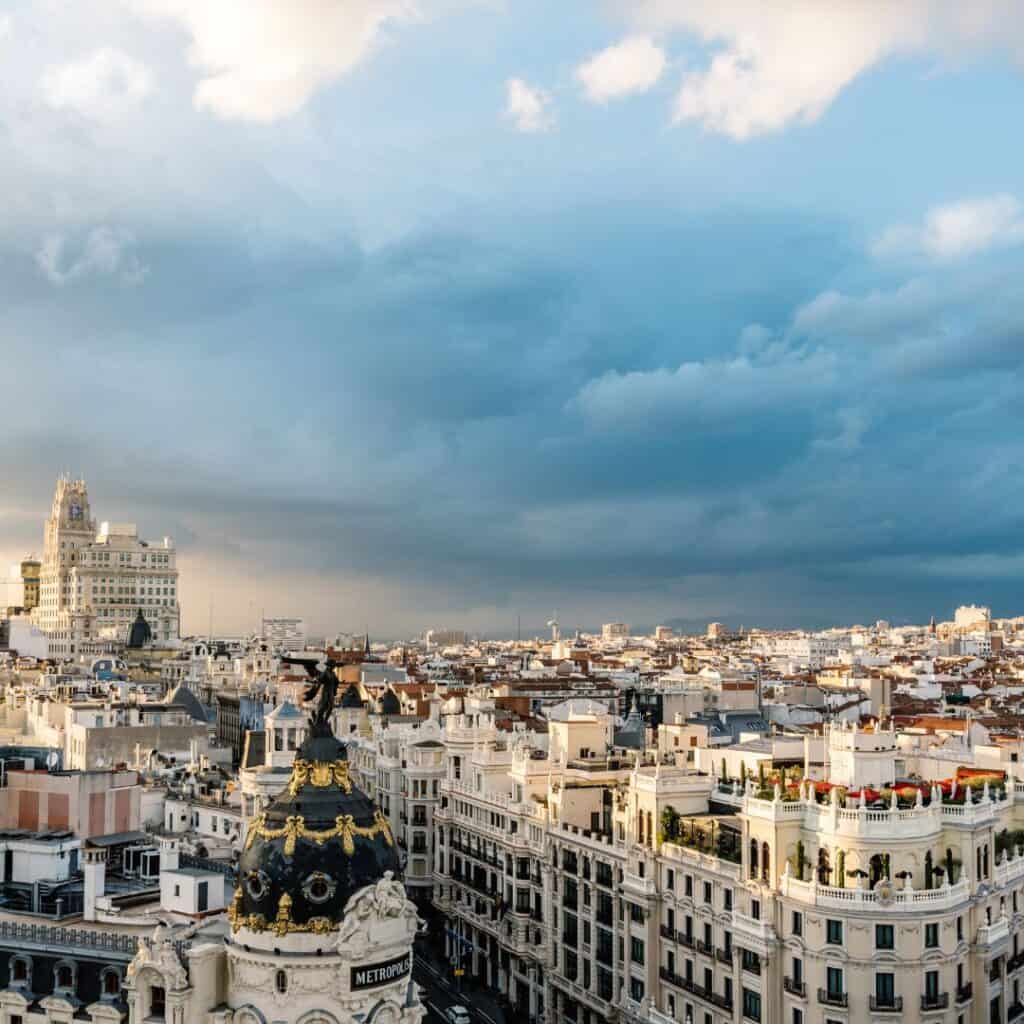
<box><xmin>351</xmin><ymin>952</ymin><xmax>413</xmax><ymax>991</ymax></box>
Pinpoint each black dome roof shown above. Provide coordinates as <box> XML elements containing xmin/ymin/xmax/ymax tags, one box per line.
<box><xmin>380</xmin><ymin>688</ymin><xmax>401</xmax><ymax>715</ymax></box>
<box><xmin>230</xmin><ymin>733</ymin><xmax>400</xmax><ymax>937</ymax></box>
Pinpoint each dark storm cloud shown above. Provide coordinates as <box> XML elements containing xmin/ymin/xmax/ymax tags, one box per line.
<box><xmin>6</xmin><ymin>188</ymin><xmax>1024</xmax><ymax>633</ymax></box>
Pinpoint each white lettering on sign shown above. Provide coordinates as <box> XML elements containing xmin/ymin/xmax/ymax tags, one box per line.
<box><xmin>351</xmin><ymin>952</ymin><xmax>413</xmax><ymax>990</ymax></box>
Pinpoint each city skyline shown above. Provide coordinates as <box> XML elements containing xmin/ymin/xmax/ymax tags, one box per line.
<box><xmin>5</xmin><ymin>3</ymin><xmax>1024</xmax><ymax>633</ymax></box>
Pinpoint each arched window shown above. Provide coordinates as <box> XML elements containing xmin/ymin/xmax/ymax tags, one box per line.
<box><xmin>749</xmin><ymin>840</ymin><xmax>759</xmax><ymax>879</ymax></box>
<box><xmin>870</xmin><ymin>854</ymin><xmax>884</xmax><ymax>885</ymax></box>
<box><xmin>55</xmin><ymin>962</ymin><xmax>75</xmax><ymax>991</ymax></box>
<box><xmin>276</xmin><ymin>969</ymin><xmax>288</xmax><ymax>994</ymax></box>
<box><xmin>761</xmin><ymin>842</ymin><xmax>770</xmax><ymax>883</ymax></box>
<box><xmin>817</xmin><ymin>847</ymin><xmax>831</xmax><ymax>885</ymax></box>
<box><xmin>11</xmin><ymin>956</ymin><xmax>30</xmax><ymax>984</ymax></box>
<box><xmin>102</xmin><ymin>969</ymin><xmax>121</xmax><ymax>997</ymax></box>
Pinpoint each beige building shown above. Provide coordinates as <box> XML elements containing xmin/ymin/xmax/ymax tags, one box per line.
<box><xmin>431</xmin><ymin>698</ymin><xmax>1024</xmax><ymax>1024</ymax></box>
<box><xmin>33</xmin><ymin>476</ymin><xmax>180</xmax><ymax>656</ymax></box>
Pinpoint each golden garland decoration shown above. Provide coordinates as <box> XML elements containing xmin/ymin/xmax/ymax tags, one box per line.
<box><xmin>287</xmin><ymin>758</ymin><xmax>353</xmax><ymax>797</ymax></box>
<box><xmin>244</xmin><ymin>810</ymin><xmax>394</xmax><ymax>857</ymax></box>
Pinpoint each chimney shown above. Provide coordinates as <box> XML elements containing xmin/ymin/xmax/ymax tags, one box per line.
<box><xmin>83</xmin><ymin>847</ymin><xmax>107</xmax><ymax>922</ymax></box>
<box><xmin>159</xmin><ymin>835</ymin><xmax>180</xmax><ymax>872</ymax></box>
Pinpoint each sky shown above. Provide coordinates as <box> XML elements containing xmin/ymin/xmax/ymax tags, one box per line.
<box><xmin>4</xmin><ymin>1</ymin><xmax>1024</xmax><ymax>638</ymax></box>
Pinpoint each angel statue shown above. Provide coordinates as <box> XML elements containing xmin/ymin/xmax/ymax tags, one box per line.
<box><xmin>281</xmin><ymin>656</ymin><xmax>340</xmax><ymax>736</ymax></box>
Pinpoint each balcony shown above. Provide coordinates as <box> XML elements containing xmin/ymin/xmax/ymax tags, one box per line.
<box><xmin>977</xmin><ymin>916</ymin><xmax>1011</xmax><ymax>953</ymax></box>
<box><xmin>818</xmin><ymin>989</ymin><xmax>848</xmax><ymax>1008</ymax></box>
<box><xmin>921</xmin><ymin>994</ymin><xmax>949</xmax><ymax>1012</ymax></box>
<box><xmin>783</xmin><ymin>978</ymin><xmax>806</xmax><ymax>998</ymax></box>
<box><xmin>956</xmin><ymin>984</ymin><xmax>973</xmax><ymax>1004</ymax></box>
<box><xmin>731</xmin><ymin>911</ymin><xmax>777</xmax><ymax>956</ymax></box>
<box><xmin>716</xmin><ymin>947</ymin><xmax>733</xmax><ymax>964</ymax></box>
<box><xmin>660</xmin><ymin>925</ymin><xmax>675</xmax><ymax>940</ymax></box>
<box><xmin>678</xmin><ymin>931</ymin><xmax>695</xmax><ymax>949</ymax></box>
<box><xmin>1009</xmin><ymin>950</ymin><xmax>1024</xmax><ymax>974</ymax></box>
<box><xmin>869</xmin><ymin>996</ymin><xmax>902</xmax><ymax>1013</ymax></box>
<box><xmin>696</xmin><ymin>939</ymin><xmax>714</xmax><ymax>956</ymax></box>
<box><xmin>623</xmin><ymin>871</ymin><xmax>656</xmax><ymax>898</ymax></box>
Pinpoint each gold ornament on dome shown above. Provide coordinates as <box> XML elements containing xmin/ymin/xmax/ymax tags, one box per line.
<box><xmin>287</xmin><ymin>758</ymin><xmax>353</xmax><ymax>797</ymax></box>
<box><xmin>228</xmin><ymin>886</ymin><xmax>335</xmax><ymax>936</ymax></box>
<box><xmin>244</xmin><ymin>809</ymin><xmax>394</xmax><ymax>857</ymax></box>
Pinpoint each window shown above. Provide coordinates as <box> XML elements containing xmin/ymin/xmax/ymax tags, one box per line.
<box><xmin>925</xmin><ymin>923</ymin><xmax>939</xmax><ymax>949</ymax></box>
<box><xmin>925</xmin><ymin>970</ymin><xmax>940</xmax><ymax>999</ymax></box>
<box><xmin>826</xmin><ymin>967</ymin><xmax>844</xmax><ymax>998</ymax></box>
<box><xmin>704</xmin><ymin>881</ymin><xmax>712</xmax><ymax>904</ymax></box>
<box><xmin>630</xmin><ymin>977</ymin><xmax>644</xmax><ymax>1002</ymax></box>
<box><xmin>631</xmin><ymin>937</ymin><xmax>645</xmax><ymax>965</ymax></box>
<box><xmin>724</xmin><ymin>888</ymin><xmax>733</xmax><ymax>911</ymax></box>
<box><xmin>826</xmin><ymin>919</ymin><xmax>843</xmax><ymax>945</ymax></box>
<box><xmin>792</xmin><ymin>911</ymin><xmax>803</xmax><ymax>937</ymax></box>
<box><xmin>667</xmin><ymin>868</ymin><xmax>675</xmax><ymax>891</ymax></box>
<box><xmin>11</xmin><ymin>957</ymin><xmax>29</xmax><ymax>984</ymax></box>
<box><xmin>150</xmin><ymin>985</ymin><xmax>166</xmax><ymax>1020</ymax></box>
<box><xmin>793</xmin><ymin>957</ymin><xmax>803</xmax><ymax>985</ymax></box>
<box><xmin>957</xmin><ymin>916</ymin><xmax>964</xmax><ymax>941</ymax></box>
<box><xmin>55</xmin><ymin>963</ymin><xmax>74</xmax><ymax>991</ymax></box>
<box><xmin>102</xmin><ymin>970</ymin><xmax>121</xmax><ymax>997</ymax></box>
<box><xmin>685</xmin><ymin>875</ymin><xmax>693</xmax><ymax>897</ymax></box>
<box><xmin>875</xmin><ymin>972</ymin><xmax>895</xmax><ymax>1007</ymax></box>
<box><xmin>751</xmin><ymin>899</ymin><xmax>760</xmax><ymax>921</ymax></box>
<box><xmin>743</xmin><ymin>988</ymin><xmax>762</xmax><ymax>1022</ymax></box>
<box><xmin>792</xmin><ymin>1010</ymin><xmax>803</xmax><ymax>1024</ymax></box>
<box><xmin>876</xmin><ymin>924</ymin><xmax>895</xmax><ymax>950</ymax></box>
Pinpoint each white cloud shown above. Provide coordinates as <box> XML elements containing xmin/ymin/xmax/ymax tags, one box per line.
<box><xmin>621</xmin><ymin>0</ymin><xmax>1024</xmax><ymax>139</ymax></box>
<box><xmin>873</xmin><ymin>194</ymin><xmax>1024</xmax><ymax>261</ymax></box>
<box><xmin>570</xmin><ymin>349</ymin><xmax>835</xmax><ymax>434</ymax></box>
<box><xmin>36</xmin><ymin>227</ymin><xmax>149</xmax><ymax>286</ymax></box>
<box><xmin>576</xmin><ymin>35</ymin><xmax>666</xmax><ymax>103</ymax></box>
<box><xmin>41</xmin><ymin>48</ymin><xmax>153</xmax><ymax>121</ymax></box>
<box><xmin>504</xmin><ymin>77</ymin><xmax>554</xmax><ymax>133</ymax></box>
<box><xmin>128</xmin><ymin>0</ymin><xmax>424</xmax><ymax>122</ymax></box>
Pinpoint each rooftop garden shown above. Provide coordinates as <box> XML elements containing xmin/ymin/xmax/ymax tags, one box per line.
<box><xmin>717</xmin><ymin>761</ymin><xmax>1008</xmax><ymax>808</ymax></box>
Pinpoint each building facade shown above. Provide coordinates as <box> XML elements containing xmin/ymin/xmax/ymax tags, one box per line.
<box><xmin>33</xmin><ymin>477</ymin><xmax>180</xmax><ymax>656</ymax></box>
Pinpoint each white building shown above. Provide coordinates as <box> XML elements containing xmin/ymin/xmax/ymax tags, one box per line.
<box><xmin>261</xmin><ymin>617</ymin><xmax>306</xmax><ymax>653</ymax></box>
<box><xmin>603</xmin><ymin>622</ymin><xmax>631</xmax><ymax>641</ymax></box>
<box><xmin>33</xmin><ymin>477</ymin><xmax>181</xmax><ymax>656</ymax></box>
<box><xmin>956</xmin><ymin>605</ymin><xmax>992</xmax><ymax>630</ymax></box>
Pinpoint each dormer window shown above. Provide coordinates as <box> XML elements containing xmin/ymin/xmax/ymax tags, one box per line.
<box><xmin>11</xmin><ymin>956</ymin><xmax>29</xmax><ymax>984</ymax></box>
<box><xmin>101</xmin><ymin>968</ymin><xmax>121</xmax><ymax>998</ymax></box>
<box><xmin>54</xmin><ymin>962</ymin><xmax>75</xmax><ymax>993</ymax></box>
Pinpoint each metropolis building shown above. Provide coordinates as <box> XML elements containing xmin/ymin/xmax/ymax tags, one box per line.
<box><xmin>121</xmin><ymin>716</ymin><xmax>426</xmax><ymax>1023</ymax></box>
<box><xmin>32</xmin><ymin>476</ymin><xmax>180</xmax><ymax>656</ymax></box>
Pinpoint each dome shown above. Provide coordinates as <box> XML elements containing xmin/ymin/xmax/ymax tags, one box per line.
<box><xmin>230</xmin><ymin>732</ymin><xmax>399</xmax><ymax>937</ymax></box>
<box><xmin>164</xmin><ymin>684</ymin><xmax>208</xmax><ymax>723</ymax></box>
<box><xmin>341</xmin><ymin>683</ymin><xmax>364</xmax><ymax>708</ymax></box>
<box><xmin>379</xmin><ymin>688</ymin><xmax>401</xmax><ymax>716</ymax></box>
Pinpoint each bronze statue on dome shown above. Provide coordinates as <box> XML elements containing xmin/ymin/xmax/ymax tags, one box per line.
<box><xmin>281</xmin><ymin>656</ymin><xmax>340</xmax><ymax>735</ymax></box>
